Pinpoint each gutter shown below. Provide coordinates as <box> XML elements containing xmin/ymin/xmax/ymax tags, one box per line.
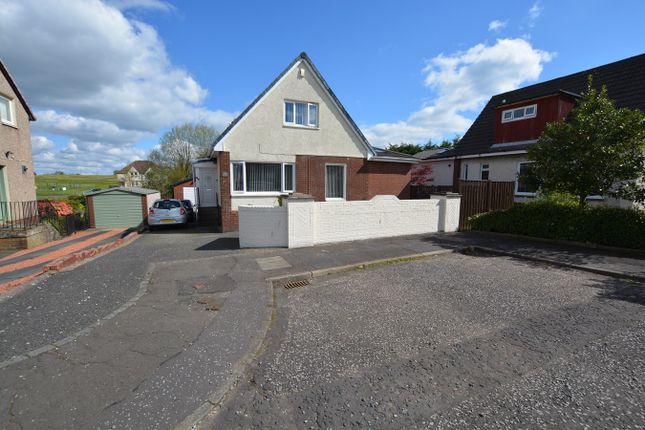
<box><xmin>428</xmin><ymin>149</ymin><xmax>528</xmax><ymax>162</ymax></box>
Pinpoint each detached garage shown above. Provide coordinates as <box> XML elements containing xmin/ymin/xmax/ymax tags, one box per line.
<box><xmin>85</xmin><ymin>187</ymin><xmax>160</xmax><ymax>228</ymax></box>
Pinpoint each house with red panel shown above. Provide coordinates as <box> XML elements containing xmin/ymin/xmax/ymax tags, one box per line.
<box><xmin>193</xmin><ymin>52</ymin><xmax>418</xmax><ymax>232</ymax></box>
<box><xmin>419</xmin><ymin>53</ymin><xmax>645</xmax><ymax>207</ymax></box>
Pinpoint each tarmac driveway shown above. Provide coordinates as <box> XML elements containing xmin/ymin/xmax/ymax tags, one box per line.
<box><xmin>215</xmin><ymin>252</ymin><xmax>645</xmax><ymax>429</ymax></box>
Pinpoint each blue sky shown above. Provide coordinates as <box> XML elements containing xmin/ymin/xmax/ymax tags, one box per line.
<box><xmin>1</xmin><ymin>0</ymin><xmax>643</xmax><ymax>174</ymax></box>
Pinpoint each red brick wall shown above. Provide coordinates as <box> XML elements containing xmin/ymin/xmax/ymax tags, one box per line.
<box><xmin>366</xmin><ymin>161</ymin><xmax>412</xmax><ymax>199</ymax></box>
<box><xmin>219</xmin><ymin>153</ymin><xmax>413</xmax><ymax>232</ymax></box>
<box><xmin>140</xmin><ymin>195</ymin><xmax>148</xmax><ymax>221</ymax></box>
<box><xmin>86</xmin><ymin>196</ymin><xmax>95</xmax><ymax>228</ymax></box>
<box><xmin>219</xmin><ymin>152</ymin><xmax>238</xmax><ymax>232</ymax></box>
<box><xmin>172</xmin><ymin>180</ymin><xmax>193</xmax><ymax>200</ymax></box>
<box><xmin>295</xmin><ymin>155</ymin><xmax>412</xmax><ymax>201</ymax></box>
<box><xmin>295</xmin><ymin>155</ymin><xmax>368</xmax><ymax>201</ymax></box>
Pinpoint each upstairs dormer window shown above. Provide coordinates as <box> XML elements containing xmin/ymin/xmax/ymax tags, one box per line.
<box><xmin>0</xmin><ymin>95</ymin><xmax>15</xmax><ymax>127</ymax></box>
<box><xmin>284</xmin><ymin>100</ymin><xmax>318</xmax><ymax>128</ymax></box>
<box><xmin>501</xmin><ymin>104</ymin><xmax>537</xmax><ymax>123</ymax></box>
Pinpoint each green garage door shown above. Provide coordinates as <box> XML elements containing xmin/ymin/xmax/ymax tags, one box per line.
<box><xmin>93</xmin><ymin>191</ymin><xmax>143</xmax><ymax>228</ymax></box>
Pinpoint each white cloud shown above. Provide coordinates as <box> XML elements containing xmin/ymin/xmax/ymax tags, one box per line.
<box><xmin>31</xmin><ymin>136</ymin><xmax>55</xmax><ymax>155</ymax></box>
<box><xmin>32</xmin><ymin>110</ymin><xmax>152</xmax><ymax>145</ymax></box>
<box><xmin>34</xmin><ymin>139</ymin><xmax>147</xmax><ymax>174</ymax></box>
<box><xmin>106</xmin><ymin>0</ymin><xmax>174</xmax><ymax>12</ymax></box>
<box><xmin>529</xmin><ymin>2</ymin><xmax>542</xmax><ymax>25</ymax></box>
<box><xmin>488</xmin><ymin>20</ymin><xmax>507</xmax><ymax>32</ymax></box>
<box><xmin>362</xmin><ymin>38</ymin><xmax>553</xmax><ymax>147</ymax></box>
<box><xmin>0</xmin><ymin>0</ymin><xmax>235</xmax><ymax>173</ymax></box>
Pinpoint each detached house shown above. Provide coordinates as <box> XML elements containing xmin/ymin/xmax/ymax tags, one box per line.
<box><xmin>421</xmin><ymin>53</ymin><xmax>645</xmax><ymax>206</ymax></box>
<box><xmin>116</xmin><ymin>160</ymin><xmax>152</xmax><ymax>188</ymax></box>
<box><xmin>0</xmin><ymin>58</ymin><xmax>36</xmax><ymax>205</ymax></box>
<box><xmin>194</xmin><ymin>52</ymin><xmax>417</xmax><ymax>232</ymax></box>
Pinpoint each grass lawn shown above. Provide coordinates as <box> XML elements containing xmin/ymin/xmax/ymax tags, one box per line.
<box><xmin>36</xmin><ymin>174</ymin><xmax>119</xmax><ymax>199</ymax></box>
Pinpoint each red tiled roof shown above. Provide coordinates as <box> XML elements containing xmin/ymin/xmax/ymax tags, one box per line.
<box><xmin>116</xmin><ymin>160</ymin><xmax>153</xmax><ymax>174</ymax></box>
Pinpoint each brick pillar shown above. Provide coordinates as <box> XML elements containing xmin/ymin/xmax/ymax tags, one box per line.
<box><xmin>86</xmin><ymin>196</ymin><xmax>95</xmax><ymax>228</ymax></box>
<box><xmin>218</xmin><ymin>152</ymin><xmax>238</xmax><ymax>232</ymax></box>
<box><xmin>295</xmin><ymin>155</ymin><xmax>310</xmax><ymax>195</ymax></box>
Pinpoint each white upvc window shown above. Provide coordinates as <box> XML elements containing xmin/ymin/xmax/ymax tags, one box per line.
<box><xmin>502</xmin><ymin>104</ymin><xmax>537</xmax><ymax>123</ymax></box>
<box><xmin>231</xmin><ymin>161</ymin><xmax>295</xmax><ymax>194</ymax></box>
<box><xmin>284</xmin><ymin>100</ymin><xmax>318</xmax><ymax>127</ymax></box>
<box><xmin>480</xmin><ymin>163</ymin><xmax>490</xmax><ymax>181</ymax></box>
<box><xmin>0</xmin><ymin>95</ymin><xmax>15</xmax><ymax>126</ymax></box>
<box><xmin>515</xmin><ymin>161</ymin><xmax>537</xmax><ymax>196</ymax></box>
<box><xmin>462</xmin><ymin>163</ymin><xmax>469</xmax><ymax>180</ymax></box>
<box><xmin>283</xmin><ymin>163</ymin><xmax>295</xmax><ymax>192</ymax></box>
<box><xmin>325</xmin><ymin>164</ymin><xmax>346</xmax><ymax>200</ymax></box>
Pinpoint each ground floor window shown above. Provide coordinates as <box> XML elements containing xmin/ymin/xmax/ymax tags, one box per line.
<box><xmin>516</xmin><ymin>161</ymin><xmax>537</xmax><ymax>195</ymax></box>
<box><xmin>481</xmin><ymin>163</ymin><xmax>490</xmax><ymax>180</ymax></box>
<box><xmin>231</xmin><ymin>161</ymin><xmax>295</xmax><ymax>194</ymax></box>
<box><xmin>325</xmin><ymin>164</ymin><xmax>346</xmax><ymax>200</ymax></box>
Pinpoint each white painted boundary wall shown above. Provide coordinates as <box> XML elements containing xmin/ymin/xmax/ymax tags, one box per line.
<box><xmin>238</xmin><ymin>194</ymin><xmax>460</xmax><ymax>248</ymax></box>
<box><xmin>238</xmin><ymin>205</ymin><xmax>287</xmax><ymax>248</ymax></box>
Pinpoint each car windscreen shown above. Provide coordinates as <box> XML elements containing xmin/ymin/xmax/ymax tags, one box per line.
<box><xmin>153</xmin><ymin>200</ymin><xmax>181</xmax><ymax>209</ymax></box>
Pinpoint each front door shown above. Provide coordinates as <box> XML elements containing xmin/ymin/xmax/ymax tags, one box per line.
<box><xmin>197</xmin><ymin>167</ymin><xmax>218</xmax><ymax>207</ymax></box>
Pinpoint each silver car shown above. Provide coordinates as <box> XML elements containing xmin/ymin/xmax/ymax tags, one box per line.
<box><xmin>148</xmin><ymin>199</ymin><xmax>188</xmax><ymax>230</ymax></box>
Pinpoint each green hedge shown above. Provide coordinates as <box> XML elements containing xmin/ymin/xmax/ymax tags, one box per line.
<box><xmin>467</xmin><ymin>202</ymin><xmax>645</xmax><ymax>249</ymax></box>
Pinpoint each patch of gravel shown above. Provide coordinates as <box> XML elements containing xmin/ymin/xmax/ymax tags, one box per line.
<box><xmin>214</xmin><ymin>253</ymin><xmax>644</xmax><ymax>429</ymax></box>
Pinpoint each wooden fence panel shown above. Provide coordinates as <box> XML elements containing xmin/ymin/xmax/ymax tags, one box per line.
<box><xmin>457</xmin><ymin>180</ymin><xmax>515</xmax><ymax>230</ymax></box>
<box><xmin>410</xmin><ymin>181</ymin><xmax>515</xmax><ymax>230</ymax></box>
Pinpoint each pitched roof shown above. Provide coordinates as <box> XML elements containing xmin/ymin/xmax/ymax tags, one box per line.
<box><xmin>371</xmin><ymin>147</ymin><xmax>418</xmax><ymax>163</ymax></box>
<box><xmin>211</xmin><ymin>52</ymin><xmax>375</xmax><ymax>158</ymax></box>
<box><xmin>432</xmin><ymin>53</ymin><xmax>645</xmax><ymax>159</ymax></box>
<box><xmin>0</xmin><ymin>58</ymin><xmax>35</xmax><ymax>121</ymax></box>
<box><xmin>414</xmin><ymin>148</ymin><xmax>448</xmax><ymax>160</ymax></box>
<box><xmin>116</xmin><ymin>160</ymin><xmax>153</xmax><ymax>174</ymax></box>
<box><xmin>84</xmin><ymin>186</ymin><xmax>159</xmax><ymax>196</ymax></box>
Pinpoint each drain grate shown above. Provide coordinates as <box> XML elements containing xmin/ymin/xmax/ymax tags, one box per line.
<box><xmin>282</xmin><ymin>279</ymin><xmax>310</xmax><ymax>289</ymax></box>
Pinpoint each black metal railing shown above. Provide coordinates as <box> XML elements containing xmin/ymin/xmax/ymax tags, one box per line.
<box><xmin>0</xmin><ymin>201</ymin><xmax>41</xmax><ymax>230</ymax></box>
<box><xmin>0</xmin><ymin>200</ymin><xmax>89</xmax><ymax>235</ymax></box>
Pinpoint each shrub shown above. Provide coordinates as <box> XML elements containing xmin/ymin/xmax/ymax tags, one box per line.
<box><xmin>467</xmin><ymin>201</ymin><xmax>645</xmax><ymax>249</ymax></box>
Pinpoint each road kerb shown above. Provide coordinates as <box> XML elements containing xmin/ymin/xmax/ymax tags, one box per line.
<box><xmin>466</xmin><ymin>246</ymin><xmax>645</xmax><ymax>283</ymax></box>
<box><xmin>265</xmin><ymin>249</ymin><xmax>456</xmax><ymax>287</ymax></box>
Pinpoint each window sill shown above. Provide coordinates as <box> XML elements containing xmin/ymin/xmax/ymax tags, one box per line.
<box><xmin>282</xmin><ymin>124</ymin><xmax>319</xmax><ymax>130</ymax></box>
<box><xmin>232</xmin><ymin>192</ymin><xmax>289</xmax><ymax>197</ymax></box>
<box><xmin>501</xmin><ymin>115</ymin><xmax>537</xmax><ymax>124</ymax></box>
<box><xmin>514</xmin><ymin>192</ymin><xmax>536</xmax><ymax>197</ymax></box>
<box><xmin>325</xmin><ymin>197</ymin><xmax>346</xmax><ymax>201</ymax></box>
<box><xmin>1</xmin><ymin>121</ymin><xmax>18</xmax><ymax>129</ymax></box>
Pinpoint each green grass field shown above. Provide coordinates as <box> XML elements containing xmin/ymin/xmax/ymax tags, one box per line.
<box><xmin>36</xmin><ymin>174</ymin><xmax>120</xmax><ymax>199</ymax></box>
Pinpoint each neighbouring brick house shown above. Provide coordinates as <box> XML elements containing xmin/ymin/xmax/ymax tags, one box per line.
<box><xmin>0</xmin><ymin>58</ymin><xmax>36</xmax><ymax>204</ymax></box>
<box><xmin>193</xmin><ymin>52</ymin><xmax>417</xmax><ymax>232</ymax></box>
<box><xmin>115</xmin><ymin>160</ymin><xmax>152</xmax><ymax>188</ymax></box>
<box><xmin>419</xmin><ymin>53</ymin><xmax>645</xmax><ymax>207</ymax></box>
